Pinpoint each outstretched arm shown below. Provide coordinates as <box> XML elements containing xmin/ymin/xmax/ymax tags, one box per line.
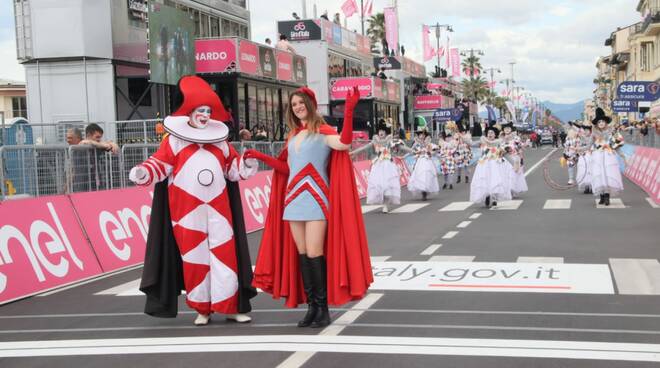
<box><xmin>326</xmin><ymin>86</ymin><xmax>360</xmax><ymax>151</ymax></box>
<box><xmin>244</xmin><ymin>148</ymin><xmax>290</xmax><ymax>175</ymax></box>
<box><xmin>129</xmin><ymin>136</ymin><xmax>174</xmax><ymax>186</ymax></box>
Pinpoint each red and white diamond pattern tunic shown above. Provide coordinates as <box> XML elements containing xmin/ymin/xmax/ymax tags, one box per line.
<box><xmin>136</xmin><ymin>135</ymin><xmax>256</xmax><ymax>315</ymax></box>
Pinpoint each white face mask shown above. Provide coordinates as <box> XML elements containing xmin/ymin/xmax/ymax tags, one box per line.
<box><xmin>190</xmin><ymin>106</ymin><xmax>211</xmax><ymax>129</ymax></box>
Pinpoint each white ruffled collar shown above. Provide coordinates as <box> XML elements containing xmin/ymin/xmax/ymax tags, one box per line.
<box><xmin>163</xmin><ymin>116</ymin><xmax>229</xmax><ymax>143</ymax></box>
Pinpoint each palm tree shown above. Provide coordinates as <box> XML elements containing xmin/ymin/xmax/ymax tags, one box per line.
<box><xmin>367</xmin><ymin>13</ymin><xmax>386</xmax><ymax>55</ymax></box>
<box><xmin>461</xmin><ymin>55</ymin><xmax>482</xmax><ymax>78</ymax></box>
<box><xmin>460</xmin><ymin>76</ymin><xmax>489</xmax><ymax>102</ymax></box>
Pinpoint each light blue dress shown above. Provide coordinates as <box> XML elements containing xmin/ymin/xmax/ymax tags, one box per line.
<box><xmin>283</xmin><ymin>133</ymin><xmax>331</xmax><ymax>221</ymax></box>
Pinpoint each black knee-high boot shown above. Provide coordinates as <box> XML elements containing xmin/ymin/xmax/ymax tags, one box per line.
<box><xmin>604</xmin><ymin>193</ymin><xmax>610</xmax><ymax>206</ymax></box>
<box><xmin>598</xmin><ymin>194</ymin><xmax>605</xmax><ymax>205</ymax></box>
<box><xmin>309</xmin><ymin>256</ymin><xmax>331</xmax><ymax>328</ymax></box>
<box><xmin>297</xmin><ymin>255</ymin><xmax>317</xmax><ymax>327</ymax></box>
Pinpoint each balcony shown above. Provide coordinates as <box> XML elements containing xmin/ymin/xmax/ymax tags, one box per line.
<box><xmin>641</xmin><ymin>7</ymin><xmax>660</xmax><ymax>35</ymax></box>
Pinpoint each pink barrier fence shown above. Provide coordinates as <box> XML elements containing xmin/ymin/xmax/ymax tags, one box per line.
<box><xmin>0</xmin><ymin>160</ymin><xmax>408</xmax><ymax>304</ymax></box>
<box><xmin>624</xmin><ymin>146</ymin><xmax>660</xmax><ymax>205</ymax></box>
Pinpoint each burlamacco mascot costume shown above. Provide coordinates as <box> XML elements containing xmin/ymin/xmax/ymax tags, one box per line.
<box><xmin>132</xmin><ymin>75</ymin><xmax>258</xmax><ymax>325</ymax></box>
<box><xmin>249</xmin><ymin>86</ymin><xmax>373</xmax><ymax>326</ymax></box>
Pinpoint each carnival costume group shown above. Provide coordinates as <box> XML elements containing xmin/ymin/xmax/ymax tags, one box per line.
<box><xmin>132</xmin><ymin>75</ymin><xmax>626</xmax><ymax>330</ymax></box>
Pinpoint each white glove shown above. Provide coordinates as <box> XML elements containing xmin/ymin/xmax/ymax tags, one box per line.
<box><xmin>129</xmin><ymin>166</ymin><xmax>149</xmax><ymax>185</ymax></box>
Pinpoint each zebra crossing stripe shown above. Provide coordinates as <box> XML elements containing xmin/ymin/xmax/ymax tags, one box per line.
<box><xmin>429</xmin><ymin>255</ymin><xmax>475</xmax><ymax>262</ymax></box>
<box><xmin>391</xmin><ymin>203</ymin><xmax>430</xmax><ymax>213</ymax></box>
<box><xmin>439</xmin><ymin>202</ymin><xmax>473</xmax><ymax>212</ymax></box>
<box><xmin>609</xmin><ymin>259</ymin><xmax>660</xmax><ymax>295</ymax></box>
<box><xmin>361</xmin><ymin>205</ymin><xmax>383</xmax><ymax>214</ymax></box>
<box><xmin>420</xmin><ymin>244</ymin><xmax>443</xmax><ymax>256</ymax></box>
<box><xmin>646</xmin><ymin>198</ymin><xmax>660</xmax><ymax>208</ymax></box>
<box><xmin>490</xmin><ymin>200</ymin><xmax>523</xmax><ymax>210</ymax></box>
<box><xmin>517</xmin><ymin>257</ymin><xmax>565</xmax><ymax>264</ymax></box>
<box><xmin>595</xmin><ymin>198</ymin><xmax>626</xmax><ymax>209</ymax></box>
<box><xmin>543</xmin><ymin>199</ymin><xmax>571</xmax><ymax>209</ymax></box>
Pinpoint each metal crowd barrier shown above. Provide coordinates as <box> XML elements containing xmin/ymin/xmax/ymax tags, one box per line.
<box><xmin>625</xmin><ymin>128</ymin><xmax>659</xmax><ymax>148</ymax></box>
<box><xmin>0</xmin><ymin>139</ymin><xmax>378</xmax><ymax>200</ymax></box>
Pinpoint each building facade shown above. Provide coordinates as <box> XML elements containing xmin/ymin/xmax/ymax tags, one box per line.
<box><xmin>0</xmin><ymin>79</ymin><xmax>27</xmax><ymax>123</ymax></box>
<box><xmin>14</xmin><ymin>0</ymin><xmax>249</xmax><ymax>140</ymax></box>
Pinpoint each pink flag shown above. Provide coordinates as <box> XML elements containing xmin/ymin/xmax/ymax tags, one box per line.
<box><xmin>341</xmin><ymin>0</ymin><xmax>358</xmax><ymax>18</ymax></box>
<box><xmin>450</xmin><ymin>48</ymin><xmax>460</xmax><ymax>77</ymax></box>
<box><xmin>422</xmin><ymin>25</ymin><xmax>436</xmax><ymax>62</ymax></box>
<box><xmin>363</xmin><ymin>0</ymin><xmax>373</xmax><ymax>17</ymax></box>
<box><xmin>384</xmin><ymin>7</ymin><xmax>398</xmax><ymax>53</ymax></box>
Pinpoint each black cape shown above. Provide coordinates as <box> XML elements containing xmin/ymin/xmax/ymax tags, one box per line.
<box><xmin>139</xmin><ymin>180</ymin><xmax>257</xmax><ymax>318</ymax></box>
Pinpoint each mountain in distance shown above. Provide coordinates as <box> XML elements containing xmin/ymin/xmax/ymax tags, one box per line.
<box><xmin>542</xmin><ymin>100</ymin><xmax>585</xmax><ymax>123</ymax></box>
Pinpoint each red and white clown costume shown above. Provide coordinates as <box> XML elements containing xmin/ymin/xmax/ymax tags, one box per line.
<box><xmin>130</xmin><ymin>76</ymin><xmax>257</xmax><ymax>325</ymax></box>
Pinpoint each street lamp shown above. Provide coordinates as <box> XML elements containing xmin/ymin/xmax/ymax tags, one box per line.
<box><xmin>424</xmin><ymin>23</ymin><xmax>453</xmax><ymax>77</ymax></box>
<box><xmin>483</xmin><ymin>67</ymin><xmax>501</xmax><ymax>94</ymax></box>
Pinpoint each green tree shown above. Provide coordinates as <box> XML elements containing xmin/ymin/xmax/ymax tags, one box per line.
<box><xmin>367</xmin><ymin>13</ymin><xmax>386</xmax><ymax>55</ymax></box>
<box><xmin>459</xmin><ymin>54</ymin><xmax>487</xmax><ymax>102</ymax></box>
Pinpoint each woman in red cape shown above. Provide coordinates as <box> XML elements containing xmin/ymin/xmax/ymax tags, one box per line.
<box><xmin>244</xmin><ymin>86</ymin><xmax>372</xmax><ymax>328</ymax></box>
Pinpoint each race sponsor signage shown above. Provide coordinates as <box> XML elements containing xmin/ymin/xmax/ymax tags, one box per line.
<box><xmin>293</xmin><ymin>55</ymin><xmax>307</xmax><ymax>84</ymax></box>
<box><xmin>0</xmin><ymin>196</ymin><xmax>104</xmax><ymax>304</ymax></box>
<box><xmin>275</xmin><ymin>50</ymin><xmax>293</xmax><ymax>82</ymax></box>
<box><xmin>387</xmin><ymin>80</ymin><xmax>399</xmax><ymax>101</ymax></box>
<box><xmin>373</xmin><ymin>56</ymin><xmax>402</xmax><ymax>70</ymax></box>
<box><xmin>612</xmin><ymin>99</ymin><xmax>637</xmax><ymax>113</ymax></box>
<box><xmin>333</xmin><ymin>24</ymin><xmax>342</xmax><ymax>46</ymax></box>
<box><xmin>238</xmin><ymin>39</ymin><xmax>259</xmax><ymax>75</ymax></box>
<box><xmin>624</xmin><ymin>146</ymin><xmax>660</xmax><ymax>204</ymax></box>
<box><xmin>330</xmin><ymin>77</ymin><xmax>373</xmax><ymax>100</ymax></box>
<box><xmin>351</xmin><ymin>160</ymin><xmax>370</xmax><ymax>197</ymax></box>
<box><xmin>414</xmin><ymin>95</ymin><xmax>443</xmax><ymax>110</ymax></box>
<box><xmin>238</xmin><ymin>170</ymin><xmax>274</xmax><ymax>232</ymax></box>
<box><xmin>319</xmin><ymin>19</ymin><xmax>334</xmax><ymax>44</ymax></box>
<box><xmin>617</xmin><ymin>81</ymin><xmax>660</xmax><ymax>101</ymax></box>
<box><xmin>370</xmin><ymin>262</ymin><xmax>614</xmax><ymax>294</ymax></box>
<box><xmin>195</xmin><ymin>39</ymin><xmax>237</xmax><ymax>73</ymax></box>
<box><xmin>68</xmin><ymin>187</ymin><xmax>153</xmax><ymax>272</ymax></box>
<box><xmin>277</xmin><ymin>20</ymin><xmax>322</xmax><ymax>41</ymax></box>
<box><xmin>258</xmin><ymin>46</ymin><xmax>277</xmax><ymax>79</ymax></box>
<box><xmin>433</xmin><ymin>108</ymin><xmax>462</xmax><ymax>122</ymax></box>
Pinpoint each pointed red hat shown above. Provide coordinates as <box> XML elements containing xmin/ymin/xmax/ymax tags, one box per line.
<box><xmin>172</xmin><ymin>75</ymin><xmax>231</xmax><ymax>121</ymax></box>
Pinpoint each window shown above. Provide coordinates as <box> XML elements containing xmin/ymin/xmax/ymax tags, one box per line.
<box><xmin>12</xmin><ymin>96</ymin><xmax>27</xmax><ymax>118</ymax></box>
<box><xmin>247</xmin><ymin>84</ymin><xmax>257</xmax><ymax>130</ymax></box>
<box><xmin>230</xmin><ymin>21</ymin><xmax>240</xmax><ymax>37</ymax></box>
<box><xmin>221</xmin><ymin>18</ymin><xmax>231</xmax><ymax>36</ymax></box>
<box><xmin>240</xmin><ymin>24</ymin><xmax>249</xmax><ymax>39</ymax></box>
<box><xmin>200</xmin><ymin>13</ymin><xmax>209</xmax><ymax>37</ymax></box>
<box><xmin>210</xmin><ymin>16</ymin><xmax>220</xmax><ymax>37</ymax></box>
<box><xmin>238</xmin><ymin>83</ymin><xmax>246</xmax><ymax>129</ymax></box>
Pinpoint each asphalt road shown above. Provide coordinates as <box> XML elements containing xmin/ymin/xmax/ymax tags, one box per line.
<box><xmin>1</xmin><ymin>145</ymin><xmax>660</xmax><ymax>367</ymax></box>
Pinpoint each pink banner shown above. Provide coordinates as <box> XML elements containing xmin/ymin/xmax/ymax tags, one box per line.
<box><xmin>276</xmin><ymin>50</ymin><xmax>293</xmax><ymax>82</ymax></box>
<box><xmin>387</xmin><ymin>81</ymin><xmax>398</xmax><ymax>101</ymax></box>
<box><xmin>69</xmin><ymin>187</ymin><xmax>153</xmax><ymax>272</ymax></box>
<box><xmin>330</xmin><ymin>77</ymin><xmax>373</xmax><ymax>100</ymax></box>
<box><xmin>0</xmin><ymin>196</ymin><xmax>103</xmax><ymax>304</ymax></box>
<box><xmin>195</xmin><ymin>39</ymin><xmax>237</xmax><ymax>73</ymax></box>
<box><xmin>625</xmin><ymin>146</ymin><xmax>660</xmax><ymax>204</ymax></box>
<box><xmin>341</xmin><ymin>0</ymin><xmax>358</xmax><ymax>17</ymax></box>
<box><xmin>238</xmin><ymin>170</ymin><xmax>274</xmax><ymax>233</ymax></box>
<box><xmin>384</xmin><ymin>7</ymin><xmax>398</xmax><ymax>54</ymax></box>
<box><xmin>393</xmin><ymin>157</ymin><xmax>411</xmax><ymax>186</ymax></box>
<box><xmin>427</xmin><ymin>83</ymin><xmax>444</xmax><ymax>90</ymax></box>
<box><xmin>352</xmin><ymin>160</ymin><xmax>371</xmax><ymax>198</ymax></box>
<box><xmin>414</xmin><ymin>95</ymin><xmax>443</xmax><ymax>110</ymax></box>
<box><xmin>422</xmin><ymin>25</ymin><xmax>435</xmax><ymax>62</ymax></box>
<box><xmin>238</xmin><ymin>40</ymin><xmax>259</xmax><ymax>75</ymax></box>
<box><xmin>450</xmin><ymin>48</ymin><xmax>460</xmax><ymax>77</ymax></box>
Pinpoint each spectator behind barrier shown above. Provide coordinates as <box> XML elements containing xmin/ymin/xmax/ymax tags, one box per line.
<box><xmin>80</xmin><ymin>123</ymin><xmax>119</xmax><ymax>154</ymax></box>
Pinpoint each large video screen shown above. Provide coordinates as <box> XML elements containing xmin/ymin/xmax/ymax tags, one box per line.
<box><xmin>148</xmin><ymin>2</ymin><xmax>195</xmax><ymax>85</ymax></box>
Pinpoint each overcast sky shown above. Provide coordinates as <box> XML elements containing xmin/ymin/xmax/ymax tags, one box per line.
<box><xmin>0</xmin><ymin>0</ymin><xmax>641</xmax><ymax>104</ymax></box>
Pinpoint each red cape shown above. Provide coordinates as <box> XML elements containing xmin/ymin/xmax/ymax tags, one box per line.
<box><xmin>253</xmin><ymin>125</ymin><xmax>373</xmax><ymax>307</ymax></box>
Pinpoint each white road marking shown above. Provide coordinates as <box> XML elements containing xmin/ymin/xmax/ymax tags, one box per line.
<box><xmin>428</xmin><ymin>256</ymin><xmax>475</xmax><ymax>262</ymax></box>
<box><xmin>456</xmin><ymin>221</ymin><xmax>472</xmax><ymax>228</ymax></box>
<box><xmin>524</xmin><ymin>148</ymin><xmax>558</xmax><ymax>177</ymax></box>
<box><xmin>94</xmin><ymin>279</ymin><xmax>141</xmax><ymax>296</ymax></box>
<box><xmin>391</xmin><ymin>203</ymin><xmax>430</xmax><ymax>213</ymax></box>
<box><xmin>517</xmin><ymin>257</ymin><xmax>565</xmax><ymax>264</ymax></box>
<box><xmin>595</xmin><ymin>198</ymin><xmax>626</xmax><ymax>209</ymax></box>
<box><xmin>468</xmin><ymin>213</ymin><xmax>482</xmax><ymax>220</ymax></box>
<box><xmin>36</xmin><ymin>265</ymin><xmax>143</xmax><ymax>297</ymax></box>
<box><xmin>420</xmin><ymin>243</ymin><xmax>443</xmax><ymax>256</ymax></box>
<box><xmin>442</xmin><ymin>231</ymin><xmax>459</xmax><ymax>239</ymax></box>
<box><xmin>490</xmin><ymin>200</ymin><xmax>523</xmax><ymax>210</ymax></box>
<box><xmin>646</xmin><ymin>198</ymin><xmax>660</xmax><ymax>208</ymax></box>
<box><xmin>277</xmin><ymin>293</ymin><xmax>383</xmax><ymax>368</ymax></box>
<box><xmin>3</xmin><ymin>335</ymin><xmax>660</xmax><ymax>362</ymax></box>
<box><xmin>370</xmin><ymin>256</ymin><xmax>391</xmax><ymax>263</ymax></box>
<box><xmin>361</xmin><ymin>205</ymin><xmax>383</xmax><ymax>213</ymax></box>
<box><xmin>439</xmin><ymin>201</ymin><xmax>473</xmax><ymax>212</ymax></box>
<box><xmin>543</xmin><ymin>199</ymin><xmax>572</xmax><ymax>209</ymax></box>
<box><xmin>609</xmin><ymin>259</ymin><xmax>660</xmax><ymax>295</ymax></box>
